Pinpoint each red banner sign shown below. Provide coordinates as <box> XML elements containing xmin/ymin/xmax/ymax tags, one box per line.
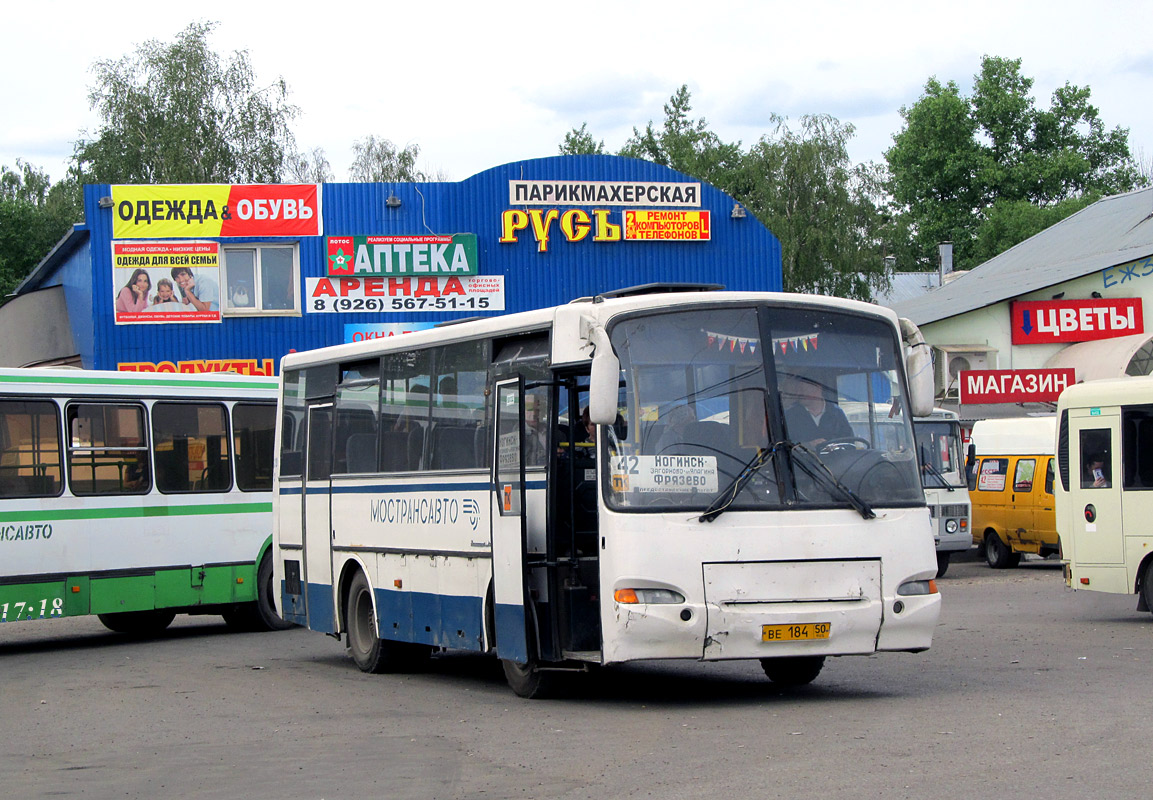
<box><xmin>959</xmin><ymin>368</ymin><xmax>1076</xmax><ymax>404</ymax></box>
<box><xmin>1010</xmin><ymin>298</ymin><xmax>1143</xmax><ymax>344</ymax></box>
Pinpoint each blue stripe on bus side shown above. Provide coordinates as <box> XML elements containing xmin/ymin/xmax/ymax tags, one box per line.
<box><xmin>373</xmin><ymin>587</ymin><xmax>486</xmax><ymax>652</ymax></box>
<box><xmin>494</xmin><ymin>602</ymin><xmax>529</xmax><ymax>663</ymax></box>
<box><xmin>286</xmin><ymin>580</ymin><xmax>487</xmax><ymax>652</ymax></box>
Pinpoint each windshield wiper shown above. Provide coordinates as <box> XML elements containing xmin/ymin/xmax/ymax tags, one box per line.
<box><xmin>699</xmin><ymin>445</ymin><xmax>778</xmax><ymax>523</ymax></box>
<box><xmin>919</xmin><ymin>445</ymin><xmax>956</xmax><ymax>491</ymax></box>
<box><xmin>788</xmin><ymin>442</ymin><xmax>876</xmax><ymax>520</ymax></box>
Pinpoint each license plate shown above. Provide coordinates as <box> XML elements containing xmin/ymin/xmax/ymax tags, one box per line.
<box><xmin>761</xmin><ymin>622</ymin><xmax>831</xmax><ymax>642</ymax></box>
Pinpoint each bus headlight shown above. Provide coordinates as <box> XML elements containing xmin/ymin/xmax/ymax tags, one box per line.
<box><xmin>945</xmin><ymin>519</ymin><xmax>958</xmax><ymax>534</ymax></box>
<box><xmin>897</xmin><ymin>579</ymin><xmax>938</xmax><ymax>596</ymax></box>
<box><xmin>614</xmin><ymin>588</ymin><xmax>686</xmax><ymax>604</ymax></box>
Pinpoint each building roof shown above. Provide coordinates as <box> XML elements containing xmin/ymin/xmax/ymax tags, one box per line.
<box><xmin>892</xmin><ymin>187</ymin><xmax>1153</xmax><ymax>325</ymax></box>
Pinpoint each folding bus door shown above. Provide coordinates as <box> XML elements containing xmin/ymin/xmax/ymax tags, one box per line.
<box><xmin>490</xmin><ymin>377</ymin><xmax>530</xmax><ymax>663</ymax></box>
<box><xmin>302</xmin><ymin>402</ymin><xmax>337</xmax><ymax>633</ymax></box>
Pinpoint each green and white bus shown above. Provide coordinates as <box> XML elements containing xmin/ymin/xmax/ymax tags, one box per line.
<box><xmin>0</xmin><ymin>368</ymin><xmax>289</xmax><ymax>635</ymax></box>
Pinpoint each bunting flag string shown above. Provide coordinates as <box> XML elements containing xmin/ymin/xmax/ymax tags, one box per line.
<box><xmin>704</xmin><ymin>330</ymin><xmax>818</xmax><ymax>355</ymax></box>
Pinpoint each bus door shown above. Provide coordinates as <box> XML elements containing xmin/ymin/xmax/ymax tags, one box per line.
<box><xmin>549</xmin><ymin>375</ymin><xmax>602</xmax><ymax>657</ymax></box>
<box><xmin>302</xmin><ymin>402</ymin><xmax>337</xmax><ymax>633</ymax></box>
<box><xmin>1068</xmin><ymin>412</ymin><xmax>1124</xmax><ymax>565</ymax></box>
<box><xmin>491</xmin><ymin>377</ymin><xmax>530</xmax><ymax>663</ymax></box>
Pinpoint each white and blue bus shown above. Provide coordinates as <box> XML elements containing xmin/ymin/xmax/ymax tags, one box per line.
<box><xmin>273</xmin><ymin>286</ymin><xmax>942</xmax><ymax>696</ymax></box>
<box><xmin>0</xmin><ymin>368</ymin><xmax>288</xmax><ymax>635</ymax></box>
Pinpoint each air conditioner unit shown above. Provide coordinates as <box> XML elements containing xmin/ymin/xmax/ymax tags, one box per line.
<box><xmin>932</xmin><ymin>345</ymin><xmax>996</xmax><ymax>398</ymax></box>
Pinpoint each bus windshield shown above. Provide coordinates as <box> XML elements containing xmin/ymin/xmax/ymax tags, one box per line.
<box><xmin>914</xmin><ymin>420</ymin><xmax>965</xmax><ymax>489</ymax></box>
<box><xmin>605</xmin><ymin>304</ymin><xmax>922</xmax><ymax>514</ymax></box>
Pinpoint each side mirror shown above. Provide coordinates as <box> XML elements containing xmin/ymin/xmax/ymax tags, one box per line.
<box><xmin>588</xmin><ymin>325</ymin><xmax>620</xmax><ymax>425</ymax></box>
<box><xmin>899</xmin><ymin>318</ymin><xmax>934</xmax><ymax>418</ymax></box>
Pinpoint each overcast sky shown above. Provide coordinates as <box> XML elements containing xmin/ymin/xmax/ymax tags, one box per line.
<box><xmin>6</xmin><ymin>1</ymin><xmax>1153</xmax><ymax>185</ymax></box>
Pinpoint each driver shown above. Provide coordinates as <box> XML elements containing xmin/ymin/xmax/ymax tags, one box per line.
<box><xmin>783</xmin><ymin>376</ymin><xmax>854</xmax><ymax>448</ymax></box>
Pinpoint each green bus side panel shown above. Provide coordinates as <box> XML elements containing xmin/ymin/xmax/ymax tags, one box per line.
<box><xmin>66</xmin><ymin>576</ymin><xmax>90</xmax><ymax>616</ymax></box>
<box><xmin>1</xmin><ymin>563</ymin><xmax>259</xmax><ymax>624</ymax></box>
<box><xmin>0</xmin><ymin>580</ymin><xmax>71</xmax><ymax>622</ymax></box>
<box><xmin>91</xmin><ymin>574</ymin><xmax>157</xmax><ymax>614</ymax></box>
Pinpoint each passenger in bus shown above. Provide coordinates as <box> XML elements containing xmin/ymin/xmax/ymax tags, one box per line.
<box><xmin>783</xmin><ymin>376</ymin><xmax>853</xmax><ymax>448</ymax></box>
<box><xmin>654</xmin><ymin>403</ymin><xmax>696</xmax><ymax>454</ymax></box>
<box><xmin>524</xmin><ymin>395</ymin><xmax>550</xmax><ymax>466</ymax></box>
<box><xmin>1085</xmin><ymin>453</ymin><xmax>1110</xmax><ymax>488</ymax></box>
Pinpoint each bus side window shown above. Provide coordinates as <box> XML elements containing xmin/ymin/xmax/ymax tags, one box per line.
<box><xmin>1045</xmin><ymin>458</ymin><xmax>1054</xmax><ymax>495</ymax></box>
<box><xmin>429</xmin><ymin>340</ymin><xmax>488</xmax><ymax>471</ymax></box>
<box><xmin>0</xmin><ymin>400</ymin><xmax>63</xmax><ymax>497</ymax></box>
<box><xmin>380</xmin><ymin>350</ymin><xmax>431</xmax><ymax>472</ymax></box>
<box><xmin>152</xmin><ymin>402</ymin><xmax>231</xmax><ymax>493</ymax></box>
<box><xmin>1013</xmin><ymin>459</ymin><xmax>1036</xmax><ymax>492</ymax></box>
<box><xmin>1079</xmin><ymin>428</ymin><xmax>1112</xmax><ymax>489</ymax></box>
<box><xmin>67</xmin><ymin>403</ymin><xmax>150</xmax><ymax>496</ymax></box>
<box><xmin>1122</xmin><ymin>405</ymin><xmax>1153</xmax><ymax>489</ymax></box>
<box><xmin>234</xmin><ymin>403</ymin><xmax>275</xmax><ymax>491</ymax></box>
<box><xmin>333</xmin><ymin>360</ymin><xmax>381</xmax><ymax>475</ymax></box>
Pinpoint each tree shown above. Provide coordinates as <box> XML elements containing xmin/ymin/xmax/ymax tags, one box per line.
<box><xmin>73</xmin><ymin>22</ymin><xmax>299</xmax><ymax>184</ymax></box>
<box><xmin>887</xmin><ymin>56</ymin><xmax>1142</xmax><ymax>270</ymax></box>
<box><xmin>285</xmin><ymin>147</ymin><xmax>335</xmax><ymax>183</ymax></box>
<box><xmin>0</xmin><ymin>161</ymin><xmax>82</xmax><ymax>298</ymax></box>
<box><xmin>741</xmin><ymin>115</ymin><xmax>888</xmax><ymax>299</ymax></box>
<box><xmin>558</xmin><ymin>124</ymin><xmax>606</xmax><ymax>155</ymax></box>
<box><xmin>598</xmin><ymin>87</ymin><xmax>888</xmax><ymax>299</ymax></box>
<box><xmin>349</xmin><ymin>136</ymin><xmax>438</xmax><ymax>182</ymax></box>
<box><xmin>619</xmin><ymin>85</ymin><xmax>745</xmax><ymax>189</ymax></box>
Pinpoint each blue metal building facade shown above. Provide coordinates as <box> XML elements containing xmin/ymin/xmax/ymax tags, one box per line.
<box><xmin>15</xmin><ymin>155</ymin><xmax>781</xmax><ymax>372</ymax></box>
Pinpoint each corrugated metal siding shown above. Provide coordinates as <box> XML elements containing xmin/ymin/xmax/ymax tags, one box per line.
<box><xmin>72</xmin><ymin>156</ymin><xmax>782</xmax><ymax>371</ymax></box>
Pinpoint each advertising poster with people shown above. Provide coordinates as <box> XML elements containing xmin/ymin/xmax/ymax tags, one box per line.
<box><xmin>112</xmin><ymin>241</ymin><xmax>222</xmax><ymax>324</ymax></box>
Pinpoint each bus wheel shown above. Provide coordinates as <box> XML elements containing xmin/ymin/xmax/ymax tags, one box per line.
<box><xmin>502</xmin><ymin>656</ymin><xmax>561</xmax><ymax>699</ymax></box>
<box><xmin>984</xmin><ymin>532</ymin><xmax>1020</xmax><ymax>569</ymax></box>
<box><xmin>223</xmin><ymin>553</ymin><xmax>294</xmax><ymax>632</ymax></box>
<box><xmin>254</xmin><ymin>553</ymin><xmax>293</xmax><ymax>631</ymax></box>
<box><xmin>761</xmin><ymin>656</ymin><xmax>825</xmax><ymax>686</ymax></box>
<box><xmin>345</xmin><ymin>572</ymin><xmax>429</xmax><ymax>674</ymax></box>
<box><xmin>935</xmin><ymin>552</ymin><xmax>951</xmax><ymax>578</ymax></box>
<box><xmin>97</xmin><ymin>610</ymin><xmax>176</xmax><ymax>636</ymax></box>
<box><xmin>1141</xmin><ymin>560</ymin><xmax>1153</xmax><ymax>615</ymax></box>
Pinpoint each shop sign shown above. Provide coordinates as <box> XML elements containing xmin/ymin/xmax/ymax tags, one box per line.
<box><xmin>959</xmin><ymin>368</ymin><xmax>1075</xmax><ymax>404</ymax></box>
<box><xmin>117</xmin><ymin>358</ymin><xmax>277</xmax><ymax>376</ymax></box>
<box><xmin>111</xmin><ymin>184</ymin><xmax>321</xmax><ymax>239</ymax></box>
<box><xmin>113</xmin><ymin>241</ymin><xmax>221</xmax><ymax>324</ymax></box>
<box><xmin>624</xmin><ymin>210</ymin><xmax>711</xmax><ymax>241</ymax></box>
<box><xmin>306</xmin><ymin>276</ymin><xmax>504</xmax><ymax>313</ymax></box>
<box><xmin>508</xmin><ymin>180</ymin><xmax>700</xmax><ymax>207</ymax></box>
<box><xmin>327</xmin><ymin>234</ymin><xmax>476</xmax><ymax>277</ymax></box>
<box><xmin>1101</xmin><ymin>255</ymin><xmax>1153</xmax><ymax>288</ymax></box>
<box><xmin>344</xmin><ymin>322</ymin><xmax>437</xmax><ymax>343</ymax></box>
<box><xmin>1010</xmin><ymin>298</ymin><xmax>1143</xmax><ymax>344</ymax></box>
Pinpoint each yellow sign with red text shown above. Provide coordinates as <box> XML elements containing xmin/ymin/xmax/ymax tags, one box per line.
<box><xmin>111</xmin><ymin>184</ymin><xmax>321</xmax><ymax>239</ymax></box>
<box><xmin>624</xmin><ymin>210</ymin><xmax>710</xmax><ymax>241</ymax></box>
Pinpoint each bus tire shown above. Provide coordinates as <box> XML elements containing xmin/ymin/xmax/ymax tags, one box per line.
<box><xmin>935</xmin><ymin>552</ymin><xmax>951</xmax><ymax>578</ymax></box>
<box><xmin>501</xmin><ymin>626</ymin><xmax>561</xmax><ymax>699</ymax></box>
<box><xmin>1141</xmin><ymin>560</ymin><xmax>1153</xmax><ymax>615</ymax></box>
<box><xmin>222</xmin><ymin>553</ymin><xmax>294</xmax><ymax>632</ymax></box>
<box><xmin>345</xmin><ymin>572</ymin><xmax>429</xmax><ymax>674</ymax></box>
<box><xmin>984</xmin><ymin>531</ymin><xmax>1020</xmax><ymax>569</ymax></box>
<box><xmin>97</xmin><ymin>609</ymin><xmax>176</xmax><ymax>636</ymax></box>
<box><xmin>761</xmin><ymin>655</ymin><xmax>825</xmax><ymax>686</ymax></box>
